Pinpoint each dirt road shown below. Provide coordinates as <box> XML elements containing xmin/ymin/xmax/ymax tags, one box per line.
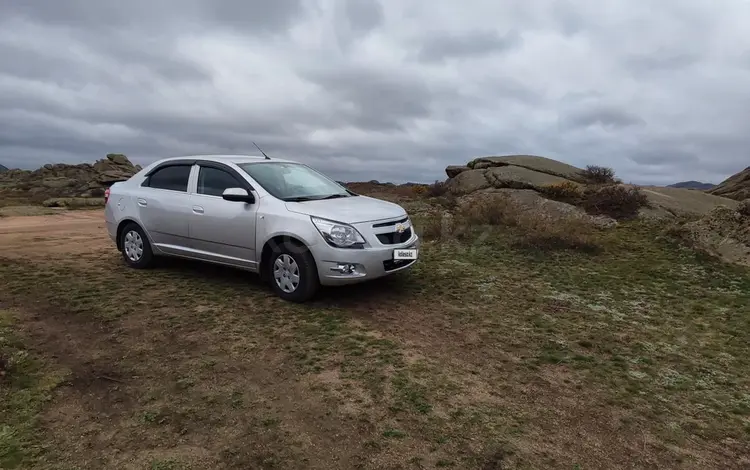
<box><xmin>0</xmin><ymin>210</ymin><xmax>110</xmax><ymax>259</ymax></box>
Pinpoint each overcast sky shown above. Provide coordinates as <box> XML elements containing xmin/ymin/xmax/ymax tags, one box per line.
<box><xmin>1</xmin><ymin>0</ymin><xmax>749</xmax><ymax>184</ymax></box>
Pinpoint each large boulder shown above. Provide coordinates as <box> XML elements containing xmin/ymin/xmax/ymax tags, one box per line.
<box><xmin>467</xmin><ymin>155</ymin><xmax>588</xmax><ymax>183</ymax></box>
<box><xmin>708</xmin><ymin>167</ymin><xmax>750</xmax><ymax>201</ymax></box>
<box><xmin>446</xmin><ymin>166</ymin><xmax>576</xmax><ymax>195</ymax></box>
<box><xmin>445</xmin><ymin>165</ymin><xmax>470</xmax><ymax>178</ymax></box>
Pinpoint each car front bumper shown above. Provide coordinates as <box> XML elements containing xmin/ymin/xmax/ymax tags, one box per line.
<box><xmin>311</xmin><ymin>234</ymin><xmax>420</xmax><ymax>286</ymax></box>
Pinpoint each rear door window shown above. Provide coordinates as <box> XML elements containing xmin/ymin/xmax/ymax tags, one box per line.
<box><xmin>147</xmin><ymin>165</ymin><xmax>191</xmax><ymax>192</ymax></box>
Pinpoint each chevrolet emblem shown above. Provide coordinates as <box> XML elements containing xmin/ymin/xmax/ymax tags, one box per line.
<box><xmin>395</xmin><ymin>223</ymin><xmax>406</xmax><ymax>233</ymax></box>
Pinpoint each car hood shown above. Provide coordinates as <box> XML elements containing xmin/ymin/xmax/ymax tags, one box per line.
<box><xmin>285</xmin><ymin>195</ymin><xmax>406</xmax><ymax>224</ymax></box>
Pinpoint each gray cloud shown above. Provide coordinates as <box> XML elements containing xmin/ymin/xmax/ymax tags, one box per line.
<box><xmin>416</xmin><ymin>30</ymin><xmax>522</xmax><ymax>63</ymax></box>
<box><xmin>1</xmin><ymin>0</ymin><xmax>749</xmax><ymax>186</ymax></box>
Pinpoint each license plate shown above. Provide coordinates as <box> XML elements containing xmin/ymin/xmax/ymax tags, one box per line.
<box><xmin>393</xmin><ymin>248</ymin><xmax>418</xmax><ymax>260</ymax></box>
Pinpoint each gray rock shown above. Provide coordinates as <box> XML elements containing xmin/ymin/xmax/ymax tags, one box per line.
<box><xmin>467</xmin><ymin>155</ymin><xmax>587</xmax><ymax>182</ymax></box>
<box><xmin>445</xmin><ymin>165</ymin><xmax>470</xmax><ymax>178</ymax></box>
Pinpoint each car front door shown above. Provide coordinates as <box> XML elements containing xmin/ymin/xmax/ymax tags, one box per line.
<box><xmin>136</xmin><ymin>163</ymin><xmax>194</xmax><ymax>256</ymax></box>
<box><xmin>188</xmin><ymin>163</ymin><xmax>259</xmax><ymax>270</ymax></box>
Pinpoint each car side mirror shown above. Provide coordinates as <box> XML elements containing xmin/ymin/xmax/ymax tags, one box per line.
<box><xmin>222</xmin><ymin>187</ymin><xmax>255</xmax><ymax>204</ymax></box>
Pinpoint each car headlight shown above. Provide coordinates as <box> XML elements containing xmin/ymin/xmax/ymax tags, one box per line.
<box><xmin>311</xmin><ymin>216</ymin><xmax>366</xmax><ymax>248</ymax></box>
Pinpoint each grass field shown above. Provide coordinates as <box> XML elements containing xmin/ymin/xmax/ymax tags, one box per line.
<box><xmin>1</xmin><ymin>201</ymin><xmax>749</xmax><ymax>469</ymax></box>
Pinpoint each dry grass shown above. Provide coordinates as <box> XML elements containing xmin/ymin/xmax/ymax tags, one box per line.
<box><xmin>2</xmin><ymin>199</ymin><xmax>750</xmax><ymax>469</ymax></box>
<box><xmin>538</xmin><ymin>180</ymin><xmax>584</xmax><ymax>203</ymax></box>
<box><xmin>423</xmin><ymin>193</ymin><xmax>598</xmax><ymax>252</ymax></box>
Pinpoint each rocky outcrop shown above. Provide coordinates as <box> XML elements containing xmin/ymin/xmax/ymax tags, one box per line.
<box><xmin>0</xmin><ymin>154</ymin><xmax>141</xmax><ymax>205</ymax></box>
<box><xmin>708</xmin><ymin>167</ymin><xmax>750</xmax><ymax>201</ymax></box>
<box><xmin>0</xmin><ymin>164</ymin><xmax>8</xmax><ymax>173</ymax></box>
<box><xmin>443</xmin><ymin>155</ymin><xmax>739</xmax><ymax>220</ymax></box>
<box><xmin>446</xmin><ymin>156</ymin><xmax>581</xmax><ymax>195</ymax></box>
<box><xmin>467</xmin><ymin>155</ymin><xmax>589</xmax><ymax>183</ymax></box>
<box><xmin>445</xmin><ymin>165</ymin><xmax>470</xmax><ymax>178</ymax></box>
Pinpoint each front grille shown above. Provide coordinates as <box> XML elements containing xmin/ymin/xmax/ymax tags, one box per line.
<box><xmin>383</xmin><ymin>258</ymin><xmax>416</xmax><ymax>272</ymax></box>
<box><xmin>376</xmin><ymin>227</ymin><xmax>412</xmax><ymax>245</ymax></box>
<box><xmin>373</xmin><ymin>216</ymin><xmax>408</xmax><ymax>228</ymax></box>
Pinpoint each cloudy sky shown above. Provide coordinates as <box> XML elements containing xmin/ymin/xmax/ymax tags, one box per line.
<box><xmin>1</xmin><ymin>0</ymin><xmax>749</xmax><ymax>185</ymax></box>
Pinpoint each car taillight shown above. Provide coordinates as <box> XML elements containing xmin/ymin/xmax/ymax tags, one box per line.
<box><xmin>104</xmin><ymin>187</ymin><xmax>110</xmax><ymax>204</ymax></box>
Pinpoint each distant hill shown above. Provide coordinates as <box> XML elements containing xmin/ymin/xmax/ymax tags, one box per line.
<box><xmin>0</xmin><ymin>163</ymin><xmax>8</xmax><ymax>172</ymax></box>
<box><xmin>708</xmin><ymin>167</ymin><xmax>750</xmax><ymax>201</ymax></box>
<box><xmin>668</xmin><ymin>181</ymin><xmax>715</xmax><ymax>190</ymax></box>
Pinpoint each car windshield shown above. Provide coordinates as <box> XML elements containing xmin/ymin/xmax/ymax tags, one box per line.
<box><xmin>237</xmin><ymin>162</ymin><xmax>352</xmax><ymax>202</ymax></box>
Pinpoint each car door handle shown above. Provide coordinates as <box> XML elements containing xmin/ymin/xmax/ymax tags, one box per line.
<box><xmin>137</xmin><ymin>198</ymin><xmax>147</xmax><ymax>206</ymax></box>
<box><xmin>192</xmin><ymin>205</ymin><xmax>204</xmax><ymax>214</ymax></box>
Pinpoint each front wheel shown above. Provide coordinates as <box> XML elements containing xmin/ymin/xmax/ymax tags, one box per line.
<box><xmin>267</xmin><ymin>243</ymin><xmax>319</xmax><ymax>303</ymax></box>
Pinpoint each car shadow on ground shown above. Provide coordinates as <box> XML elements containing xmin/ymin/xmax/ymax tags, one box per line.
<box><xmin>150</xmin><ymin>256</ymin><xmax>418</xmax><ymax>308</ymax></box>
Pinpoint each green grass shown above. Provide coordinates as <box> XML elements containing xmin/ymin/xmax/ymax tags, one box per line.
<box><xmin>1</xmin><ymin>213</ymin><xmax>749</xmax><ymax>468</ymax></box>
<box><xmin>0</xmin><ymin>310</ymin><xmax>69</xmax><ymax>469</ymax></box>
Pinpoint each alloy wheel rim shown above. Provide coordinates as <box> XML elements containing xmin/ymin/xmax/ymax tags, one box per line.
<box><xmin>123</xmin><ymin>230</ymin><xmax>144</xmax><ymax>262</ymax></box>
<box><xmin>273</xmin><ymin>254</ymin><xmax>300</xmax><ymax>293</ymax></box>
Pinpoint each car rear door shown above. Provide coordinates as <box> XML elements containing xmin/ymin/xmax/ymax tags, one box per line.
<box><xmin>136</xmin><ymin>163</ymin><xmax>195</xmax><ymax>256</ymax></box>
<box><xmin>188</xmin><ymin>162</ymin><xmax>259</xmax><ymax>270</ymax></box>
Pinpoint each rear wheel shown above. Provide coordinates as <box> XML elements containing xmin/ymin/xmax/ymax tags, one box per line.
<box><xmin>120</xmin><ymin>223</ymin><xmax>154</xmax><ymax>269</ymax></box>
<box><xmin>267</xmin><ymin>242</ymin><xmax>319</xmax><ymax>302</ymax></box>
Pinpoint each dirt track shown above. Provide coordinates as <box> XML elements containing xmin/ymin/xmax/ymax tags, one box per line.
<box><xmin>0</xmin><ymin>210</ymin><xmax>110</xmax><ymax>259</ymax></box>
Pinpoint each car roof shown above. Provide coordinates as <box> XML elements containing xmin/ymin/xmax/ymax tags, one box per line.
<box><xmin>156</xmin><ymin>154</ymin><xmax>300</xmax><ymax>165</ymax></box>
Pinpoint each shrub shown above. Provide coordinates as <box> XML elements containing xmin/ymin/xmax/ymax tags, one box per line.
<box><xmin>581</xmin><ymin>184</ymin><xmax>649</xmax><ymax>219</ymax></box>
<box><xmin>539</xmin><ymin>181</ymin><xmax>583</xmax><ymax>202</ymax></box>
<box><xmin>738</xmin><ymin>199</ymin><xmax>750</xmax><ymax>217</ymax></box>
<box><xmin>579</xmin><ymin>165</ymin><xmax>617</xmax><ymax>184</ymax></box>
<box><xmin>425</xmin><ymin>180</ymin><xmax>449</xmax><ymax>198</ymax></box>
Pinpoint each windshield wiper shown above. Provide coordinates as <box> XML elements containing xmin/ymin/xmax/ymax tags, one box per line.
<box><xmin>318</xmin><ymin>194</ymin><xmax>349</xmax><ymax>200</ymax></box>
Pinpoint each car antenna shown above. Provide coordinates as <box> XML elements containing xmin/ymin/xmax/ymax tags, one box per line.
<box><xmin>253</xmin><ymin>142</ymin><xmax>271</xmax><ymax>160</ymax></box>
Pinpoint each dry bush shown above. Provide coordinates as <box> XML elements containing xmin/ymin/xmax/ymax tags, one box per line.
<box><xmin>425</xmin><ymin>180</ymin><xmax>449</xmax><ymax>197</ymax></box>
<box><xmin>420</xmin><ymin>215</ymin><xmax>452</xmax><ymax>241</ymax></box>
<box><xmin>430</xmin><ymin>193</ymin><xmax>599</xmax><ymax>251</ymax></box>
<box><xmin>461</xmin><ymin>195</ymin><xmax>522</xmax><ymax>226</ymax></box>
<box><xmin>581</xmin><ymin>184</ymin><xmax>649</xmax><ymax>219</ymax></box>
<box><xmin>738</xmin><ymin>199</ymin><xmax>750</xmax><ymax>217</ymax></box>
<box><xmin>579</xmin><ymin>165</ymin><xmax>618</xmax><ymax>184</ymax></box>
<box><xmin>539</xmin><ymin>181</ymin><xmax>583</xmax><ymax>202</ymax></box>
<box><xmin>511</xmin><ymin>214</ymin><xmax>599</xmax><ymax>252</ymax></box>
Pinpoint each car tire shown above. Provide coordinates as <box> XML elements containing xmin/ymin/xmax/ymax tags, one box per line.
<box><xmin>119</xmin><ymin>222</ymin><xmax>154</xmax><ymax>269</ymax></box>
<box><xmin>267</xmin><ymin>242</ymin><xmax>319</xmax><ymax>303</ymax></box>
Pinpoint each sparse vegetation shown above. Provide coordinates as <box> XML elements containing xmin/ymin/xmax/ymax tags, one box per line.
<box><xmin>538</xmin><ymin>180</ymin><xmax>584</xmax><ymax>203</ymax></box>
<box><xmin>1</xmin><ymin>167</ymin><xmax>750</xmax><ymax>469</ymax></box>
<box><xmin>579</xmin><ymin>165</ymin><xmax>618</xmax><ymax>184</ymax></box>
<box><xmin>581</xmin><ymin>184</ymin><xmax>650</xmax><ymax>219</ymax></box>
<box><xmin>425</xmin><ymin>180</ymin><xmax>449</xmax><ymax>197</ymax></box>
<box><xmin>421</xmin><ymin>193</ymin><xmax>599</xmax><ymax>252</ymax></box>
